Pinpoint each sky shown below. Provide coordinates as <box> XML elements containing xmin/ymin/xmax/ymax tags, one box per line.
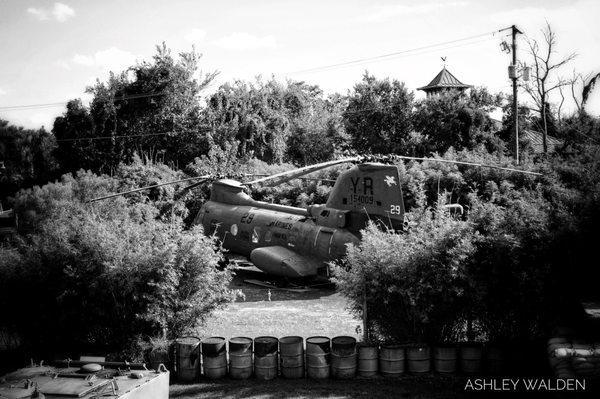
<box><xmin>0</xmin><ymin>0</ymin><xmax>599</xmax><ymax>129</ymax></box>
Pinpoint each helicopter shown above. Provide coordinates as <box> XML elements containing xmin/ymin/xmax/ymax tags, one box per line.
<box><xmin>91</xmin><ymin>155</ymin><xmax>541</xmax><ymax>279</ymax></box>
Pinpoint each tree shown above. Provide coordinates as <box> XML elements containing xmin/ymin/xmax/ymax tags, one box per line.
<box><xmin>205</xmin><ymin>78</ymin><xmax>291</xmax><ymax>163</ymax></box>
<box><xmin>1</xmin><ymin>167</ymin><xmax>236</xmax><ymax>358</ymax></box>
<box><xmin>286</xmin><ymin>90</ymin><xmax>349</xmax><ymax>165</ymax></box>
<box><xmin>0</xmin><ymin>119</ymin><xmax>58</xmax><ymax>201</ymax></box>
<box><xmin>413</xmin><ymin>88</ymin><xmax>502</xmax><ymax>154</ymax></box>
<box><xmin>560</xmin><ymin>71</ymin><xmax>600</xmax><ymax>118</ymax></box>
<box><xmin>52</xmin><ymin>100</ymin><xmax>97</xmax><ymax>172</ymax></box>
<box><xmin>205</xmin><ymin>78</ymin><xmax>346</xmax><ymax>164</ymax></box>
<box><xmin>343</xmin><ymin>72</ymin><xmax>414</xmax><ymax>154</ymax></box>
<box><xmin>524</xmin><ymin>23</ymin><xmax>576</xmax><ymax>153</ymax></box>
<box><xmin>53</xmin><ymin>44</ymin><xmax>217</xmax><ymax>174</ymax></box>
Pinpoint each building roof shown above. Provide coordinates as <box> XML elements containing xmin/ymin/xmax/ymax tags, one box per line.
<box><xmin>418</xmin><ymin>67</ymin><xmax>472</xmax><ymax>92</ymax></box>
<box><xmin>522</xmin><ymin>129</ymin><xmax>562</xmax><ymax>153</ymax></box>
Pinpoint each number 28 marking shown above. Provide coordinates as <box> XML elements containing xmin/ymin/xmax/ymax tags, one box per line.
<box><xmin>389</xmin><ymin>205</ymin><xmax>402</xmax><ymax>215</ymax></box>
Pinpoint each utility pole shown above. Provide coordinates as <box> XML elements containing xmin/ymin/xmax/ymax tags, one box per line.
<box><xmin>509</xmin><ymin>25</ymin><xmax>523</xmax><ymax>164</ymax></box>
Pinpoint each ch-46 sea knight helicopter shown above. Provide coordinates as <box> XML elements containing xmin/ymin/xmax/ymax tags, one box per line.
<box><xmin>91</xmin><ymin>155</ymin><xmax>541</xmax><ymax>279</ymax></box>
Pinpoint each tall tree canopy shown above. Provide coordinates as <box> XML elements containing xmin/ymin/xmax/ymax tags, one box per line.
<box><xmin>343</xmin><ymin>72</ymin><xmax>414</xmax><ymax>155</ymax></box>
<box><xmin>53</xmin><ymin>44</ymin><xmax>217</xmax><ymax>174</ymax></box>
<box><xmin>413</xmin><ymin>87</ymin><xmax>503</xmax><ymax>154</ymax></box>
<box><xmin>0</xmin><ymin>119</ymin><xmax>57</xmax><ymax>201</ymax></box>
<box><xmin>205</xmin><ymin>77</ymin><xmax>347</xmax><ymax>164</ymax></box>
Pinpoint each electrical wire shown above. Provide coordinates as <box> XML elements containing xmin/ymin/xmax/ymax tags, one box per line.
<box><xmin>0</xmin><ymin>91</ymin><xmax>168</xmax><ymax>112</ymax></box>
<box><xmin>1</xmin><ymin>27</ymin><xmax>510</xmax><ymax>112</ymax></box>
<box><xmin>55</xmin><ymin>129</ymin><xmax>211</xmax><ymax>142</ymax></box>
<box><xmin>288</xmin><ymin>37</ymin><xmax>498</xmax><ymax>76</ymax></box>
<box><xmin>287</xmin><ymin>30</ymin><xmax>499</xmax><ymax>75</ymax></box>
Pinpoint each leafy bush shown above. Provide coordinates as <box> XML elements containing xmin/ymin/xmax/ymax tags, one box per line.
<box><xmin>0</xmin><ymin>169</ymin><xmax>236</xmax><ymax>359</ymax></box>
<box><xmin>332</xmin><ymin>212</ymin><xmax>476</xmax><ymax>344</ymax></box>
<box><xmin>335</xmin><ymin>143</ymin><xmax>600</xmax><ymax>344</ymax></box>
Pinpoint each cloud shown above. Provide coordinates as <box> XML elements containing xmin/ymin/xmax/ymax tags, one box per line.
<box><xmin>54</xmin><ymin>60</ymin><xmax>72</xmax><ymax>70</ymax></box>
<box><xmin>27</xmin><ymin>2</ymin><xmax>75</xmax><ymax>22</ymax></box>
<box><xmin>359</xmin><ymin>1</ymin><xmax>469</xmax><ymax>23</ymax></box>
<box><xmin>184</xmin><ymin>28</ymin><xmax>207</xmax><ymax>43</ymax></box>
<box><xmin>72</xmin><ymin>54</ymin><xmax>95</xmax><ymax>66</ymax></box>
<box><xmin>213</xmin><ymin>32</ymin><xmax>277</xmax><ymax>50</ymax></box>
<box><xmin>0</xmin><ymin>87</ymin><xmax>6</xmax><ymax>95</ymax></box>
<box><xmin>27</xmin><ymin>7</ymin><xmax>49</xmax><ymax>21</ymax></box>
<box><xmin>72</xmin><ymin>47</ymin><xmax>138</xmax><ymax>72</ymax></box>
<box><xmin>52</xmin><ymin>3</ymin><xmax>75</xmax><ymax>22</ymax></box>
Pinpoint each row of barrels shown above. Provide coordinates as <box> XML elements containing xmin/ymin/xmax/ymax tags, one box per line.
<box><xmin>548</xmin><ymin>336</ymin><xmax>600</xmax><ymax>378</ymax></box>
<box><xmin>170</xmin><ymin>336</ymin><xmax>505</xmax><ymax>382</ymax></box>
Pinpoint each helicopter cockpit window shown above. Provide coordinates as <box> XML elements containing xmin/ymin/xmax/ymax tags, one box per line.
<box><xmin>264</xmin><ymin>230</ymin><xmax>272</xmax><ymax>242</ymax></box>
<box><xmin>251</xmin><ymin>228</ymin><xmax>260</xmax><ymax>244</ymax></box>
<box><xmin>320</xmin><ymin>210</ymin><xmax>330</xmax><ymax>217</ymax></box>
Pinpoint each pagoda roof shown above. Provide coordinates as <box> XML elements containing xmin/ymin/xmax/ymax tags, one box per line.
<box><xmin>522</xmin><ymin>129</ymin><xmax>562</xmax><ymax>153</ymax></box>
<box><xmin>418</xmin><ymin>67</ymin><xmax>471</xmax><ymax>92</ymax></box>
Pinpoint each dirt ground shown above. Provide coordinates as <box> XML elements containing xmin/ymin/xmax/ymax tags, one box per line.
<box><xmin>194</xmin><ymin>268</ymin><xmax>361</xmax><ymax>340</ymax></box>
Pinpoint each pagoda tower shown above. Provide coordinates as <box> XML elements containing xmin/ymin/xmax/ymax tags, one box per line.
<box><xmin>417</xmin><ymin>67</ymin><xmax>471</xmax><ymax>97</ymax></box>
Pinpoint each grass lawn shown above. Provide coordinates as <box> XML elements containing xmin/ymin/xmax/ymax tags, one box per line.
<box><xmin>176</xmin><ymin>273</ymin><xmax>478</xmax><ymax>398</ymax></box>
<box><xmin>194</xmin><ymin>270</ymin><xmax>361</xmax><ymax>340</ymax></box>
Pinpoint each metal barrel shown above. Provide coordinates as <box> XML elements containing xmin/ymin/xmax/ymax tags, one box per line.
<box><xmin>279</xmin><ymin>336</ymin><xmax>304</xmax><ymax>379</ymax></box>
<box><xmin>254</xmin><ymin>336</ymin><xmax>279</xmax><ymax>380</ymax></box>
<box><xmin>175</xmin><ymin>336</ymin><xmax>200</xmax><ymax>382</ymax></box>
<box><xmin>433</xmin><ymin>345</ymin><xmax>457</xmax><ymax>374</ymax></box>
<box><xmin>357</xmin><ymin>344</ymin><xmax>378</xmax><ymax>377</ymax></box>
<box><xmin>331</xmin><ymin>336</ymin><xmax>357</xmax><ymax>379</ymax></box>
<box><xmin>460</xmin><ymin>343</ymin><xmax>483</xmax><ymax>375</ymax></box>
<box><xmin>407</xmin><ymin>344</ymin><xmax>431</xmax><ymax>374</ymax></box>
<box><xmin>202</xmin><ymin>337</ymin><xmax>227</xmax><ymax>379</ymax></box>
<box><xmin>306</xmin><ymin>336</ymin><xmax>331</xmax><ymax>379</ymax></box>
<box><xmin>229</xmin><ymin>337</ymin><xmax>253</xmax><ymax>380</ymax></box>
<box><xmin>379</xmin><ymin>345</ymin><xmax>405</xmax><ymax>377</ymax></box>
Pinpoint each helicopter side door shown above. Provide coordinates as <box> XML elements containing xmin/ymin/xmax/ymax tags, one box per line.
<box><xmin>314</xmin><ymin>228</ymin><xmax>334</xmax><ymax>259</ymax></box>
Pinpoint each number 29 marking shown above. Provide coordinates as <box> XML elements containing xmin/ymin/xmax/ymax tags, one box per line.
<box><xmin>240</xmin><ymin>213</ymin><xmax>255</xmax><ymax>224</ymax></box>
<box><xmin>389</xmin><ymin>205</ymin><xmax>402</xmax><ymax>215</ymax></box>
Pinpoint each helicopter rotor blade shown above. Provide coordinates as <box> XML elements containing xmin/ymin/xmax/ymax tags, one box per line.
<box><xmin>243</xmin><ymin>157</ymin><xmax>361</xmax><ymax>187</ymax></box>
<box><xmin>172</xmin><ymin>178</ymin><xmax>215</xmax><ymax>201</ymax></box>
<box><xmin>243</xmin><ymin>174</ymin><xmax>336</xmax><ymax>184</ymax></box>
<box><xmin>394</xmin><ymin>155</ymin><xmax>542</xmax><ymax>176</ymax></box>
<box><xmin>87</xmin><ymin>175</ymin><xmax>212</xmax><ymax>203</ymax></box>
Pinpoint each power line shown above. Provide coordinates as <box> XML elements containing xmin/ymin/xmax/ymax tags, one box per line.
<box><xmin>288</xmin><ymin>37</ymin><xmax>497</xmax><ymax>76</ymax></box>
<box><xmin>0</xmin><ymin>91</ymin><xmax>168</xmax><ymax>112</ymax></box>
<box><xmin>55</xmin><ymin>129</ymin><xmax>211</xmax><ymax>142</ymax></box>
<box><xmin>2</xmin><ymin>29</ymin><xmax>505</xmax><ymax>112</ymax></box>
<box><xmin>287</xmin><ymin>30</ymin><xmax>499</xmax><ymax>75</ymax></box>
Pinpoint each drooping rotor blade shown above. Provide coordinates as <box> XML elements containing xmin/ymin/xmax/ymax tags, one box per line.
<box><xmin>87</xmin><ymin>175</ymin><xmax>212</xmax><ymax>203</ymax></box>
<box><xmin>243</xmin><ymin>173</ymin><xmax>337</xmax><ymax>184</ymax></box>
<box><xmin>172</xmin><ymin>178</ymin><xmax>215</xmax><ymax>201</ymax></box>
<box><xmin>244</xmin><ymin>157</ymin><xmax>361</xmax><ymax>187</ymax></box>
<box><xmin>395</xmin><ymin>155</ymin><xmax>542</xmax><ymax>176</ymax></box>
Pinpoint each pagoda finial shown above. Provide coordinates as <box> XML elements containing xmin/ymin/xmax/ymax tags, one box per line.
<box><xmin>441</xmin><ymin>56</ymin><xmax>447</xmax><ymax>68</ymax></box>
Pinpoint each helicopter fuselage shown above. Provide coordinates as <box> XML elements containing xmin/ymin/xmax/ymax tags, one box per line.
<box><xmin>194</xmin><ymin>162</ymin><xmax>405</xmax><ymax>278</ymax></box>
<box><xmin>197</xmin><ymin>200</ymin><xmax>359</xmax><ymax>277</ymax></box>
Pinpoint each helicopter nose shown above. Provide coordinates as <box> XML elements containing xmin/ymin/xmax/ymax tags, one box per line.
<box><xmin>250</xmin><ymin>246</ymin><xmax>319</xmax><ymax>278</ymax></box>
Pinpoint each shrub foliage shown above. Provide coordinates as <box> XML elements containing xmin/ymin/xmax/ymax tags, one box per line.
<box><xmin>0</xmin><ymin>166</ymin><xmax>235</xmax><ymax>358</ymax></box>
